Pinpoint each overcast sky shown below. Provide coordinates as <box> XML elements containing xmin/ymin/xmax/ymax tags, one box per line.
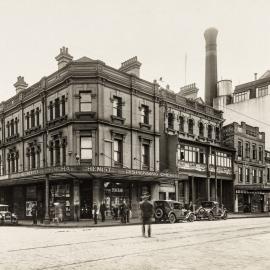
<box><xmin>1</xmin><ymin>0</ymin><xmax>270</xmax><ymax>102</ymax></box>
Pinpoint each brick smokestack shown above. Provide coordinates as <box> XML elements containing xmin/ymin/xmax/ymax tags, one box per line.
<box><xmin>204</xmin><ymin>27</ymin><xmax>218</xmax><ymax>106</ymax></box>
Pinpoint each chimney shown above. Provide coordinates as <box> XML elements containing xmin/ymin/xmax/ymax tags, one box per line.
<box><xmin>204</xmin><ymin>27</ymin><xmax>218</xmax><ymax>106</ymax></box>
<box><xmin>55</xmin><ymin>46</ymin><xmax>73</xmax><ymax>70</ymax></box>
<box><xmin>254</xmin><ymin>73</ymin><xmax>258</xmax><ymax>80</ymax></box>
<box><xmin>14</xmin><ymin>76</ymin><xmax>28</xmax><ymax>94</ymax></box>
<box><xmin>178</xmin><ymin>83</ymin><xmax>199</xmax><ymax>100</ymax></box>
<box><xmin>119</xmin><ymin>56</ymin><xmax>141</xmax><ymax>77</ymax></box>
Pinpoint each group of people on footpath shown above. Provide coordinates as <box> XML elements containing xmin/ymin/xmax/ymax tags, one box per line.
<box><xmin>92</xmin><ymin>200</ymin><xmax>131</xmax><ymax>224</ymax></box>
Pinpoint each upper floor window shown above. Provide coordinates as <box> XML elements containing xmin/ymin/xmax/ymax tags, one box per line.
<box><xmin>238</xmin><ymin>167</ymin><xmax>243</xmax><ymax>183</ymax></box>
<box><xmin>10</xmin><ymin>119</ymin><xmax>14</xmax><ymax>136</ymax></box>
<box><xmin>178</xmin><ymin>145</ymin><xmax>205</xmax><ymax>164</ymax></box>
<box><xmin>113</xmin><ymin>139</ymin><xmax>122</xmax><ymax>165</ymax></box>
<box><xmin>252</xmin><ymin>144</ymin><xmax>257</xmax><ymax>160</ymax></box>
<box><xmin>188</xmin><ymin>119</ymin><xmax>194</xmax><ymax>135</ymax></box>
<box><xmin>49</xmin><ymin>101</ymin><xmax>53</xmax><ymax>121</ymax></box>
<box><xmin>168</xmin><ymin>113</ymin><xmax>174</xmax><ymax>129</ymax></box>
<box><xmin>179</xmin><ymin>116</ymin><xmax>184</xmax><ymax>132</ymax></box>
<box><xmin>15</xmin><ymin>117</ymin><xmax>18</xmax><ymax>134</ymax></box>
<box><xmin>55</xmin><ymin>98</ymin><xmax>60</xmax><ymax>119</ymax></box>
<box><xmin>258</xmin><ymin>86</ymin><xmax>268</xmax><ymax>97</ymax></box>
<box><xmin>238</xmin><ymin>141</ymin><xmax>243</xmax><ymax>157</ymax></box>
<box><xmin>31</xmin><ymin>147</ymin><xmax>36</xmax><ymax>169</ymax></box>
<box><xmin>246</xmin><ymin>168</ymin><xmax>250</xmax><ymax>183</ymax></box>
<box><xmin>30</xmin><ymin>109</ymin><xmax>35</xmax><ymax>128</ymax></box>
<box><xmin>36</xmin><ymin>109</ymin><xmax>40</xmax><ymax>127</ymax></box>
<box><xmin>234</xmin><ymin>92</ymin><xmax>247</xmax><ymax>103</ymax></box>
<box><xmin>55</xmin><ymin>140</ymin><xmax>60</xmax><ymax>166</ymax></box>
<box><xmin>113</xmin><ymin>96</ymin><xmax>122</xmax><ymax>117</ymax></box>
<box><xmin>26</xmin><ymin>112</ymin><xmax>30</xmax><ymax>130</ymax></box>
<box><xmin>61</xmin><ymin>95</ymin><xmax>66</xmax><ymax>116</ymax></box>
<box><xmin>259</xmin><ymin>170</ymin><xmax>263</xmax><ymax>183</ymax></box>
<box><xmin>208</xmin><ymin>125</ymin><xmax>213</xmax><ymax>140</ymax></box>
<box><xmin>245</xmin><ymin>142</ymin><xmax>250</xmax><ymax>158</ymax></box>
<box><xmin>258</xmin><ymin>146</ymin><xmax>263</xmax><ymax>161</ymax></box>
<box><xmin>7</xmin><ymin>121</ymin><xmax>10</xmax><ymax>137</ymax></box>
<box><xmin>141</xmin><ymin>105</ymin><xmax>149</xmax><ymax>124</ymax></box>
<box><xmin>215</xmin><ymin>126</ymin><xmax>220</xmax><ymax>140</ymax></box>
<box><xmin>142</xmin><ymin>144</ymin><xmax>150</xmax><ymax>169</ymax></box>
<box><xmin>253</xmin><ymin>169</ymin><xmax>257</xmax><ymax>183</ymax></box>
<box><xmin>199</xmin><ymin>122</ymin><xmax>204</xmax><ymax>137</ymax></box>
<box><xmin>80</xmin><ymin>92</ymin><xmax>92</xmax><ymax>112</ymax></box>
<box><xmin>267</xmin><ymin>168</ymin><xmax>270</xmax><ymax>183</ymax></box>
<box><xmin>80</xmin><ymin>137</ymin><xmax>93</xmax><ymax>161</ymax></box>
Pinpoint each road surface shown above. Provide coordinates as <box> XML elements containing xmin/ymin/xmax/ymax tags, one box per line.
<box><xmin>1</xmin><ymin>218</ymin><xmax>270</xmax><ymax>270</ymax></box>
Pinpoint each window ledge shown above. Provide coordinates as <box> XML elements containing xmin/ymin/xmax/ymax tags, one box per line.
<box><xmin>75</xmin><ymin>111</ymin><xmax>96</xmax><ymax>120</ymax></box>
<box><xmin>139</xmin><ymin>122</ymin><xmax>151</xmax><ymax>130</ymax></box>
<box><xmin>111</xmin><ymin>115</ymin><xmax>125</xmax><ymax>124</ymax></box>
<box><xmin>187</xmin><ymin>133</ymin><xmax>195</xmax><ymax>138</ymax></box>
<box><xmin>25</xmin><ymin>125</ymin><xmax>42</xmax><ymax>135</ymax></box>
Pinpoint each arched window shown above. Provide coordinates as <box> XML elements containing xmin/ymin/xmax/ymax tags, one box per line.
<box><xmin>208</xmin><ymin>125</ymin><xmax>213</xmax><ymax>139</ymax></box>
<box><xmin>199</xmin><ymin>122</ymin><xmax>204</xmax><ymax>137</ymax></box>
<box><xmin>188</xmin><ymin>119</ymin><xmax>194</xmax><ymax>134</ymax></box>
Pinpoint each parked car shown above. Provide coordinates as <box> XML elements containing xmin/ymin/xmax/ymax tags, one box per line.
<box><xmin>154</xmin><ymin>200</ymin><xmax>196</xmax><ymax>223</ymax></box>
<box><xmin>195</xmin><ymin>201</ymin><xmax>228</xmax><ymax>221</ymax></box>
<box><xmin>0</xmin><ymin>204</ymin><xmax>18</xmax><ymax>225</ymax></box>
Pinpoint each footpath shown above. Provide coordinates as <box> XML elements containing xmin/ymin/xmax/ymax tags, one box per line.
<box><xmin>17</xmin><ymin>212</ymin><xmax>270</xmax><ymax>228</ymax></box>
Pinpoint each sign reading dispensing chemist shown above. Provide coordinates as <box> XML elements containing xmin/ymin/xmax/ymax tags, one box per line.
<box><xmin>3</xmin><ymin>166</ymin><xmax>186</xmax><ymax>180</ymax></box>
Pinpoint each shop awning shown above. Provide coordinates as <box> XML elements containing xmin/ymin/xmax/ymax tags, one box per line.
<box><xmin>0</xmin><ymin>165</ymin><xmax>189</xmax><ymax>186</ymax></box>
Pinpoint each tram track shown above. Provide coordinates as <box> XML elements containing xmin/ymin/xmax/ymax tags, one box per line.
<box><xmin>35</xmin><ymin>228</ymin><xmax>270</xmax><ymax>270</ymax></box>
<box><xmin>7</xmin><ymin>222</ymin><xmax>270</xmax><ymax>253</ymax></box>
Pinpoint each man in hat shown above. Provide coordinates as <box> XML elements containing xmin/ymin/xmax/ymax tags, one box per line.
<box><xmin>139</xmin><ymin>192</ymin><xmax>154</xmax><ymax>237</ymax></box>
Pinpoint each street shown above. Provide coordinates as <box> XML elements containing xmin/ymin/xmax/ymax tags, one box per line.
<box><xmin>1</xmin><ymin>218</ymin><xmax>270</xmax><ymax>270</ymax></box>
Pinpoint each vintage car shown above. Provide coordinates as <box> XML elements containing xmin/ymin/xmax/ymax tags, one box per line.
<box><xmin>195</xmin><ymin>201</ymin><xmax>228</xmax><ymax>221</ymax></box>
<box><xmin>154</xmin><ymin>200</ymin><xmax>196</xmax><ymax>223</ymax></box>
<box><xmin>0</xmin><ymin>204</ymin><xmax>18</xmax><ymax>225</ymax></box>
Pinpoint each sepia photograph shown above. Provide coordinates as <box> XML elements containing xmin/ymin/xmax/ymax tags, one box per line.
<box><xmin>0</xmin><ymin>0</ymin><xmax>270</xmax><ymax>269</ymax></box>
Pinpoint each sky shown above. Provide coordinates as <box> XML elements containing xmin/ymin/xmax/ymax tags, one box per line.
<box><xmin>1</xmin><ymin>0</ymin><xmax>270</xmax><ymax>102</ymax></box>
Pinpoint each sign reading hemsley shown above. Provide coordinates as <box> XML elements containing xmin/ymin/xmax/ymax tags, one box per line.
<box><xmin>3</xmin><ymin>166</ymin><xmax>186</xmax><ymax>180</ymax></box>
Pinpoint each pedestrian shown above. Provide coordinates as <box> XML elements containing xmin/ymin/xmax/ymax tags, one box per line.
<box><xmin>92</xmin><ymin>202</ymin><xmax>98</xmax><ymax>224</ymax></box>
<box><xmin>100</xmin><ymin>201</ymin><xmax>106</xmax><ymax>222</ymax></box>
<box><xmin>139</xmin><ymin>192</ymin><xmax>154</xmax><ymax>237</ymax></box>
<box><xmin>120</xmin><ymin>200</ymin><xmax>127</xmax><ymax>223</ymax></box>
<box><xmin>37</xmin><ymin>202</ymin><xmax>44</xmax><ymax>224</ymax></box>
<box><xmin>31</xmin><ymin>204</ymin><xmax>37</xmax><ymax>225</ymax></box>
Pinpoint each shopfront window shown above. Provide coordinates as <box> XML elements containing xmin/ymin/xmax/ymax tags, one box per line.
<box><xmin>50</xmin><ymin>183</ymin><xmax>71</xmax><ymax>220</ymax></box>
<box><xmin>104</xmin><ymin>182</ymin><xmax>130</xmax><ymax>216</ymax></box>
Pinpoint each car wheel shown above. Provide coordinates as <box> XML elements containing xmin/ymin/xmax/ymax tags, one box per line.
<box><xmin>222</xmin><ymin>211</ymin><xmax>228</xmax><ymax>220</ymax></box>
<box><xmin>169</xmin><ymin>213</ymin><xmax>176</xmax><ymax>224</ymax></box>
<box><xmin>208</xmin><ymin>213</ymin><xmax>214</xmax><ymax>221</ymax></box>
<box><xmin>155</xmin><ymin>208</ymin><xmax>163</xmax><ymax>219</ymax></box>
<box><xmin>188</xmin><ymin>213</ymin><xmax>195</xmax><ymax>222</ymax></box>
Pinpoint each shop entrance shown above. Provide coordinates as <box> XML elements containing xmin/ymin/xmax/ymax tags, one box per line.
<box><xmin>80</xmin><ymin>180</ymin><xmax>92</xmax><ymax>219</ymax></box>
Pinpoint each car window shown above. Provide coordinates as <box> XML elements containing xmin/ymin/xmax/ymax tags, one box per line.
<box><xmin>173</xmin><ymin>203</ymin><xmax>182</xmax><ymax>210</ymax></box>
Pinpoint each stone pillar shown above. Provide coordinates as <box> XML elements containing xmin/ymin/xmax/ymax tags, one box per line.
<box><xmin>220</xmin><ymin>179</ymin><xmax>223</xmax><ymax>204</ymax></box>
<box><xmin>92</xmin><ymin>179</ymin><xmax>104</xmax><ymax>208</ymax></box>
<box><xmin>131</xmin><ymin>183</ymin><xmax>139</xmax><ymax>218</ymax></box>
<box><xmin>151</xmin><ymin>183</ymin><xmax>159</xmax><ymax>201</ymax></box>
<box><xmin>60</xmin><ymin>145</ymin><xmax>63</xmax><ymax>166</ymax></box>
<box><xmin>234</xmin><ymin>193</ymin><xmax>238</xmax><ymax>213</ymax></box>
<box><xmin>206</xmin><ymin>178</ymin><xmax>210</xmax><ymax>201</ymax></box>
<box><xmin>210</xmin><ymin>180</ymin><xmax>215</xmax><ymax>201</ymax></box>
<box><xmin>191</xmin><ymin>177</ymin><xmax>195</xmax><ymax>211</ymax></box>
<box><xmin>184</xmin><ymin>181</ymin><xmax>189</xmax><ymax>205</ymax></box>
<box><xmin>44</xmin><ymin>174</ymin><xmax>50</xmax><ymax>223</ymax></box>
<box><xmin>174</xmin><ymin>181</ymin><xmax>179</xmax><ymax>201</ymax></box>
<box><xmin>73</xmin><ymin>180</ymin><xmax>80</xmax><ymax>221</ymax></box>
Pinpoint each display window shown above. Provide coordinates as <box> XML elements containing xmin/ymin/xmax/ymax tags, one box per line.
<box><xmin>104</xmin><ymin>182</ymin><xmax>131</xmax><ymax>216</ymax></box>
<box><xmin>50</xmin><ymin>183</ymin><xmax>71</xmax><ymax>219</ymax></box>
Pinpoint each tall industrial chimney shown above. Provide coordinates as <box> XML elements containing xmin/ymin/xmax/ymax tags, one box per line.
<box><xmin>204</xmin><ymin>27</ymin><xmax>218</xmax><ymax>106</ymax></box>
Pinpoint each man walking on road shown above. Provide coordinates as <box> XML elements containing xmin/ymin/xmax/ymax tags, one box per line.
<box><xmin>140</xmin><ymin>192</ymin><xmax>154</xmax><ymax>237</ymax></box>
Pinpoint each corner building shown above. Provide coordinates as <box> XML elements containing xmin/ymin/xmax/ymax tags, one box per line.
<box><xmin>0</xmin><ymin>49</ymin><xmax>183</xmax><ymax>220</ymax></box>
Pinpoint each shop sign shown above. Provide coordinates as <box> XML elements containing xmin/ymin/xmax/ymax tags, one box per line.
<box><xmin>8</xmin><ymin>166</ymin><xmax>185</xmax><ymax>180</ymax></box>
<box><xmin>111</xmin><ymin>187</ymin><xmax>124</xmax><ymax>193</ymax></box>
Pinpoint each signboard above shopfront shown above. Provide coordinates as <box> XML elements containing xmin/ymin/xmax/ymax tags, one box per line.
<box><xmin>1</xmin><ymin>165</ymin><xmax>188</xmax><ymax>181</ymax></box>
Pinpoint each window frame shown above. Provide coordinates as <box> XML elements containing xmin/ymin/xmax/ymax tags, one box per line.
<box><xmin>80</xmin><ymin>92</ymin><xmax>92</xmax><ymax>112</ymax></box>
